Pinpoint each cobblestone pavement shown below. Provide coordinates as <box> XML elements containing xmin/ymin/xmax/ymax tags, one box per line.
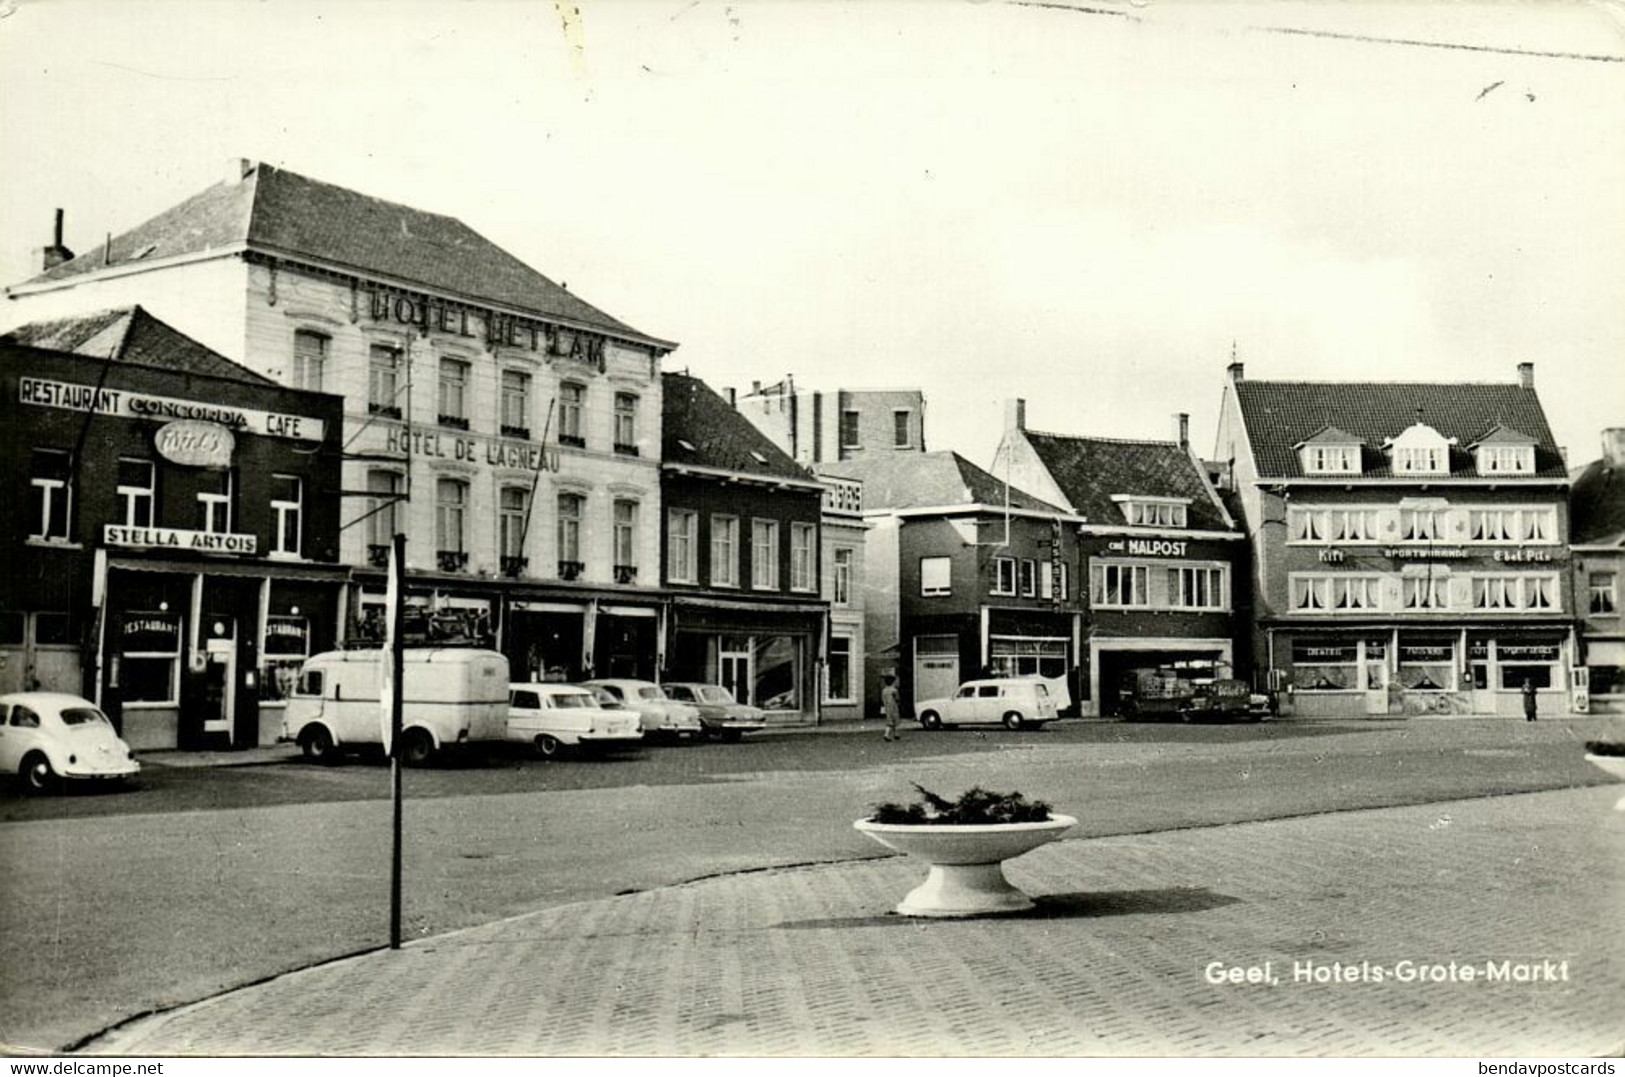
<box><xmin>91</xmin><ymin>786</ymin><xmax>1624</xmax><ymax>1057</ymax></box>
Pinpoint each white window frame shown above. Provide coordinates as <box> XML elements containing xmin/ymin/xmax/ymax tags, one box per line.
<box><xmin>667</xmin><ymin>509</ymin><xmax>698</xmax><ymax>584</ymax></box>
<box><xmin>436</xmin><ymin>478</ymin><xmax>468</xmax><ymax>554</ymax></box>
<box><xmin>751</xmin><ymin>519</ymin><xmax>779</xmax><ymax>590</ymax></box>
<box><xmin>365</xmin><ymin>470</ymin><xmax>402</xmax><ymax>549</ymax></box>
<box><xmin>1477</xmin><ymin>445</ymin><xmax>1534</xmax><ymax>475</ymax></box>
<box><xmin>920</xmin><ymin>556</ymin><xmax>951</xmax><ymax>596</ymax></box>
<box><xmin>839</xmin><ymin>409</ymin><xmax>860</xmax><ymax>449</ymax></box>
<box><xmin>613</xmin><ymin>500</ymin><xmax>638</xmax><ymax>570</ymax></box>
<box><xmin>790</xmin><ymin>523</ymin><xmax>815</xmax><ymax>592</ymax></box>
<box><xmin>1093</xmin><ymin>562</ymin><xmax>1151</xmax><ymax>608</ymax></box>
<box><xmin>368</xmin><ymin>344</ymin><xmax>400</xmax><ymax>415</ymax></box>
<box><xmin>559</xmin><ymin>382</ymin><xmax>586</xmax><ymax>443</ymax></box>
<box><xmin>500</xmin><ymin>369</ymin><xmax>531</xmax><ymax>436</ymax></box>
<box><xmin>1289</xmin><ymin>573</ymin><xmax>1384</xmax><ymax>613</ymax></box>
<box><xmin>557</xmin><ymin>493</ymin><xmax>584</xmax><ymax>565</ymax></box>
<box><xmin>892</xmin><ymin>408</ymin><xmax>912</xmax><ymax>448</ymax></box>
<box><xmin>614</xmin><ymin>393</ymin><xmax>638</xmax><ymax>449</ymax></box>
<box><xmin>1469</xmin><ymin>573</ymin><xmax>1560</xmax><ymax>612</ymax></box>
<box><xmin>1166</xmin><ymin>565</ymin><xmax>1227</xmax><ymax>611</ymax></box>
<box><xmin>271</xmin><ymin>474</ymin><xmax>302</xmax><ymax>557</ymax></box>
<box><xmin>1301</xmin><ymin>444</ymin><xmax>1360</xmax><ymax>474</ymax></box>
<box><xmin>710</xmin><ymin>515</ymin><xmax>740</xmax><ymax>587</ymax></box>
<box><xmin>1394</xmin><ymin>445</ymin><xmax>1447</xmax><ymax>475</ymax></box>
<box><xmin>991</xmin><ymin>557</ymin><xmax>1017</xmax><ymax>596</ymax></box>
<box><xmin>439</xmin><ymin>358</ymin><xmax>469</xmax><ymax>424</ymax></box>
<box><xmin>1400</xmin><ymin>508</ymin><xmax>1440</xmax><ymax>542</ymax></box>
<box><xmin>1590</xmin><ymin>572</ymin><xmax>1618</xmax><ymax>616</ymax></box>
<box><xmin>824</xmin><ymin>633</ymin><xmax>855</xmax><ymax>704</ymax></box>
<box><xmin>1403</xmin><ymin>574</ymin><xmax>1451</xmax><ymax>610</ymax></box>
<box><xmin>116</xmin><ymin>458</ymin><xmax>155</xmax><ymax>529</ymax></box>
<box><xmin>1020</xmin><ymin>559</ymin><xmax>1038</xmax><ymax>597</ymax></box>
<box><xmin>198</xmin><ymin>471</ymin><xmax>234</xmax><ymax>534</ymax></box>
<box><xmin>293</xmin><ymin>330</ymin><xmax>327</xmax><ymax>391</ymax></box>
<box><xmin>120</xmin><ymin>613</ymin><xmax>181</xmax><ymax>707</ymax></box>
<box><xmin>832</xmin><ymin>546</ymin><xmax>854</xmax><ymax>606</ymax></box>
<box><xmin>29</xmin><ymin>449</ymin><xmax>73</xmax><ymax>543</ymax></box>
<box><xmin>499</xmin><ymin>486</ymin><xmax>529</xmax><ymax>560</ymax></box>
<box><xmin>1119</xmin><ymin>500</ymin><xmax>1188</xmax><ymax>528</ymax></box>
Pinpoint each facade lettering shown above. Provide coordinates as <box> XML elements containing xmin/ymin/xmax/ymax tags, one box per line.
<box><xmin>104</xmin><ymin>524</ymin><xmax>257</xmax><ymax>554</ymax></box>
<box><xmin>19</xmin><ymin>377</ymin><xmax>324</xmax><ymax>442</ymax></box>
<box><xmin>381</xmin><ymin>424</ymin><xmax>560</xmax><ymax>471</ymax></box>
<box><xmin>368</xmin><ymin>289</ymin><xmax>605</xmax><ymax>364</ymax></box>
<box><xmin>1126</xmin><ymin>539</ymin><xmax>1187</xmax><ymax>557</ymax></box>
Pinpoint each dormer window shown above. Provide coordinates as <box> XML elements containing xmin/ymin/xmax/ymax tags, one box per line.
<box><xmin>1112</xmin><ymin>495</ymin><xmax>1189</xmax><ymax>529</ymax></box>
<box><xmin>1470</xmin><ymin>426</ymin><xmax>1536</xmax><ymax>476</ymax></box>
<box><xmin>1385</xmin><ymin>423</ymin><xmax>1454</xmax><ymax>476</ymax></box>
<box><xmin>1295</xmin><ymin>427</ymin><xmax>1363</xmax><ymax>475</ymax></box>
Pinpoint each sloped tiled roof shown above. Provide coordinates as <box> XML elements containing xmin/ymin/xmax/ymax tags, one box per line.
<box><xmin>662</xmin><ymin>373</ymin><xmax>816</xmax><ymax>484</ymax></box>
<box><xmin>1020</xmin><ymin>431</ymin><xmax>1231</xmax><ymax>532</ymax></box>
<box><xmin>1233</xmin><ymin>380</ymin><xmax>1564</xmax><ymax>479</ymax></box>
<box><xmin>1468</xmin><ymin>423</ymin><xmax>1536</xmax><ymax>448</ymax></box>
<box><xmin>1571</xmin><ymin>456</ymin><xmax>1625</xmax><ymax>547</ymax></box>
<box><xmin>1294</xmin><ymin>425</ymin><xmax>1364</xmax><ymax>448</ymax></box>
<box><xmin>818</xmin><ymin>451</ymin><xmax>1063</xmax><ymax>514</ymax></box>
<box><xmin>0</xmin><ymin>306</ymin><xmax>273</xmax><ymax>384</ymax></box>
<box><xmin>23</xmin><ymin>162</ymin><xmax>667</xmax><ymax>347</ymax></box>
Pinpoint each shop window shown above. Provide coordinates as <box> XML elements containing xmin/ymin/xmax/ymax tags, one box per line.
<box><xmin>197</xmin><ymin>470</ymin><xmax>234</xmax><ymax>534</ymax></box>
<box><xmin>261</xmin><ymin>615</ymin><xmax>311</xmax><ymax>702</ymax></box>
<box><xmin>28</xmin><ymin>449</ymin><xmax>74</xmax><ymax>542</ymax></box>
<box><xmin>120</xmin><ymin>613</ymin><xmax>181</xmax><ymax>705</ymax></box>
<box><xmin>1020</xmin><ymin>560</ymin><xmax>1038</xmax><ymax>597</ymax></box>
<box><xmin>1588</xmin><ymin>665</ymin><xmax>1624</xmax><ymax>696</ymax></box>
<box><xmin>365</xmin><ymin>471</ymin><xmax>402</xmax><ymax>563</ymax></box>
<box><xmin>751</xmin><ymin>520</ymin><xmax>779</xmax><ymax>590</ymax></box>
<box><xmin>990</xmin><ymin>638</ymin><xmax>1067</xmax><ymax>680</ymax></box>
<box><xmin>893</xmin><ymin>409</ymin><xmax>912</xmax><ymax>448</ymax></box>
<box><xmin>1291</xmin><ymin>640</ymin><xmax>1358</xmax><ymax>691</ymax></box>
<box><xmin>1398</xmin><ymin>641</ymin><xmax>1455</xmax><ymax>691</ymax></box>
<box><xmin>667</xmin><ymin>509</ymin><xmax>697</xmax><ymax>584</ymax></box>
<box><xmin>436</xmin><ymin>479</ymin><xmax>468</xmax><ymax>568</ymax></box>
<box><xmin>559</xmin><ymin>383</ymin><xmax>586</xmax><ymax>447</ymax></box>
<box><xmin>833</xmin><ymin>547</ymin><xmax>854</xmax><ymax>606</ymax></box>
<box><xmin>292</xmin><ymin>330</ymin><xmax>327</xmax><ymax>391</ymax></box>
<box><xmin>368</xmin><ymin>345</ymin><xmax>401</xmax><ymax>418</ymax></box>
<box><xmin>501</xmin><ymin>370</ymin><xmax>531</xmax><ymax>439</ymax></box>
<box><xmin>920</xmin><ymin>556</ymin><xmax>951</xmax><ymax>596</ymax></box>
<box><xmin>1591</xmin><ymin>573</ymin><xmax>1618</xmax><ymax>615</ymax></box>
<box><xmin>116</xmin><ymin>459</ymin><xmax>155</xmax><ymax>528</ymax></box>
<box><xmin>499</xmin><ymin>487</ymin><xmax>529</xmax><ymax>574</ymax></box>
<box><xmin>991</xmin><ymin>557</ymin><xmax>1017</xmax><ymax>596</ymax></box>
<box><xmin>791</xmin><ymin>523</ymin><xmax>815</xmax><ymax>592</ymax></box>
<box><xmin>826</xmin><ymin>635</ymin><xmax>854</xmax><ymax>703</ymax></box>
<box><xmin>613</xmin><ymin>500</ymin><xmax>638</xmax><ymax>582</ymax></box>
<box><xmin>754</xmin><ymin>635</ymin><xmax>801</xmax><ymax>712</ymax></box>
<box><xmin>839</xmin><ymin>410</ymin><xmax>860</xmax><ymax>450</ymax></box>
<box><xmin>710</xmin><ymin>515</ymin><xmax>739</xmax><ymax>587</ymax></box>
<box><xmin>271</xmin><ymin>475</ymin><xmax>302</xmax><ymax>556</ymax></box>
<box><xmin>438</xmin><ymin>358</ymin><xmax>469</xmax><ymax>429</ymax></box>
<box><xmin>556</xmin><ymin>492</ymin><xmax>584</xmax><ymax>575</ymax></box>
<box><xmin>614</xmin><ymin>393</ymin><xmax>638</xmax><ymax>454</ymax></box>
<box><xmin>1497</xmin><ymin>642</ymin><xmax>1561</xmax><ymax>690</ymax></box>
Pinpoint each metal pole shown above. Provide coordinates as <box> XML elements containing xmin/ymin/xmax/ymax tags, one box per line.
<box><xmin>390</xmin><ymin>530</ymin><xmax>405</xmax><ymax>950</ymax></box>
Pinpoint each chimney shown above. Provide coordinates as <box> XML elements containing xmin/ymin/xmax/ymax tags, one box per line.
<box><xmin>724</xmin><ymin>387</ymin><xmax>737</xmax><ymax>408</ymax></box>
<box><xmin>1603</xmin><ymin>428</ymin><xmax>1625</xmax><ymax>467</ymax></box>
<box><xmin>1005</xmin><ymin>397</ymin><xmax>1026</xmax><ymax>434</ymax></box>
<box><xmin>1174</xmin><ymin>412</ymin><xmax>1190</xmax><ymax>449</ymax></box>
<box><xmin>751</xmin><ymin>380</ymin><xmax>762</xmax><ymax>395</ymax></box>
<box><xmin>1227</xmin><ymin>360</ymin><xmax>1244</xmax><ymax>382</ymax></box>
<box><xmin>36</xmin><ymin>207</ymin><xmax>75</xmax><ymax>271</ymax></box>
<box><xmin>1517</xmin><ymin>362</ymin><xmax>1534</xmax><ymax>389</ymax></box>
<box><xmin>224</xmin><ymin>157</ymin><xmax>256</xmax><ymax>186</ymax></box>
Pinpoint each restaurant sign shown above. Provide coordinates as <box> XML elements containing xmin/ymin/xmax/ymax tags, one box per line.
<box><xmin>105</xmin><ymin>525</ymin><xmax>257</xmax><ymax>555</ymax></box>
<box><xmin>20</xmin><ymin>377</ymin><xmax>324</xmax><ymax>442</ymax></box>
<box><xmin>155</xmin><ymin>420</ymin><xmax>235</xmax><ymax>468</ymax></box>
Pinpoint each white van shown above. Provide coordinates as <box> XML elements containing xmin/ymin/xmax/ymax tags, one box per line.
<box><xmin>281</xmin><ymin>648</ymin><xmax>510</xmax><ymax>765</ymax></box>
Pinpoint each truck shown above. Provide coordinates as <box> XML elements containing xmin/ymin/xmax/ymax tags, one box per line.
<box><xmin>281</xmin><ymin>647</ymin><xmax>510</xmax><ymax>765</ymax></box>
<box><xmin>1119</xmin><ymin>668</ymin><xmax>1262</xmax><ymax>722</ymax></box>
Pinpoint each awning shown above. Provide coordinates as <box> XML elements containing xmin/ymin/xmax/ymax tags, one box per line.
<box><xmin>108</xmin><ymin>556</ymin><xmax>351</xmax><ymax>583</ymax></box>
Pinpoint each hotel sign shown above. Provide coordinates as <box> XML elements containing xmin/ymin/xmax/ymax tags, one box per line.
<box><xmin>368</xmin><ymin>290</ymin><xmax>608</xmax><ymax>366</ymax></box>
<box><xmin>1106</xmin><ymin>539</ymin><xmax>1189</xmax><ymax>557</ymax></box>
<box><xmin>105</xmin><ymin>525</ymin><xmax>257</xmax><ymax>555</ymax></box>
<box><xmin>155</xmin><ymin>420</ymin><xmax>235</xmax><ymax>468</ymax></box>
<box><xmin>383</xmin><ymin>425</ymin><xmax>561</xmax><ymax>471</ymax></box>
<box><xmin>20</xmin><ymin>378</ymin><xmax>325</xmax><ymax>442</ymax></box>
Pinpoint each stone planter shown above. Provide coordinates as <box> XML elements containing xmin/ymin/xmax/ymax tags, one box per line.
<box><xmin>853</xmin><ymin>814</ymin><xmax>1077</xmax><ymax>917</ymax></box>
<box><xmin>1583</xmin><ymin>753</ymin><xmax>1625</xmax><ymax>811</ymax></box>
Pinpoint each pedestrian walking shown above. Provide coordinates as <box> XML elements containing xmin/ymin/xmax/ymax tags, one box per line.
<box><xmin>881</xmin><ymin>673</ymin><xmax>903</xmax><ymax>742</ymax></box>
<box><xmin>1522</xmin><ymin>677</ymin><xmax>1538</xmax><ymax>722</ymax></box>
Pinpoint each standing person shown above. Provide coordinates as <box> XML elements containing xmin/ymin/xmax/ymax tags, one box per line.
<box><xmin>881</xmin><ymin>672</ymin><xmax>903</xmax><ymax>742</ymax></box>
<box><xmin>1522</xmin><ymin>677</ymin><xmax>1538</xmax><ymax>722</ymax></box>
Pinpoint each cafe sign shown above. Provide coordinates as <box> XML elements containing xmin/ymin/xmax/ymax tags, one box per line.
<box><xmin>155</xmin><ymin>420</ymin><xmax>234</xmax><ymax>468</ymax></box>
<box><xmin>105</xmin><ymin>525</ymin><xmax>257</xmax><ymax>555</ymax></box>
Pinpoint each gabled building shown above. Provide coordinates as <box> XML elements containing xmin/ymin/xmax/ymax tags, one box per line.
<box><xmin>1214</xmin><ymin>360</ymin><xmax>1575</xmax><ymax>718</ymax></box>
<box><xmin>661</xmin><ymin>373</ymin><xmax>828</xmax><ymax>724</ymax></box>
<box><xmin>820</xmin><ymin>449</ymin><xmax>1082</xmax><ymax>717</ymax></box>
<box><xmin>6</xmin><ymin>159</ymin><xmax>677</xmax><ymax>689</ymax></box>
<box><xmin>1</xmin><ymin>317</ymin><xmax>344</xmax><ymax>749</ymax></box>
<box><xmin>995</xmin><ymin>401</ymin><xmax>1246</xmax><ymax>716</ymax></box>
<box><xmin>1570</xmin><ymin>427</ymin><xmax>1625</xmax><ymax>713</ymax></box>
<box><xmin>734</xmin><ymin>376</ymin><xmax>926</xmax><ymax>465</ymax></box>
<box><xmin>818</xmin><ymin>471</ymin><xmax>869</xmax><ymax>722</ymax></box>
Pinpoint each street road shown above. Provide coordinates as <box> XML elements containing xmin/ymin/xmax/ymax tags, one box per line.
<box><xmin>0</xmin><ymin>717</ymin><xmax>1616</xmax><ymax>1053</ymax></box>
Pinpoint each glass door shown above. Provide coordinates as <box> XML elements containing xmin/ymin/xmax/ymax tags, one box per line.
<box><xmin>719</xmin><ymin>636</ymin><xmax>752</xmax><ymax>706</ymax></box>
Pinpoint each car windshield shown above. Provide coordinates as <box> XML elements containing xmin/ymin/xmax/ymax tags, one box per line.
<box><xmin>60</xmin><ymin>706</ymin><xmax>111</xmax><ymax>726</ymax></box>
<box><xmin>550</xmin><ymin>693</ymin><xmax>596</xmax><ymax>709</ymax></box>
<box><xmin>699</xmin><ymin>686</ymin><xmax>735</xmax><ymax>703</ymax></box>
<box><xmin>636</xmin><ymin>686</ymin><xmax>667</xmax><ymax>701</ymax></box>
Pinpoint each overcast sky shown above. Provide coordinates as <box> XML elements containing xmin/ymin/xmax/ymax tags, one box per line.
<box><xmin>2</xmin><ymin>0</ymin><xmax>1621</xmax><ymax>469</ymax></box>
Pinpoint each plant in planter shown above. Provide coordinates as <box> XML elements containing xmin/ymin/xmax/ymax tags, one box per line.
<box><xmin>1583</xmin><ymin>740</ymin><xmax>1625</xmax><ymax>811</ymax></box>
<box><xmin>854</xmin><ymin>783</ymin><xmax>1076</xmax><ymax>917</ymax></box>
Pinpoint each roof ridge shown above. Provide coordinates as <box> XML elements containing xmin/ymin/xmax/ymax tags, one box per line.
<box><xmin>1239</xmin><ymin>378</ymin><xmax>1526</xmax><ymax>388</ymax></box>
<box><xmin>1025</xmin><ymin>427</ymin><xmax>1179</xmax><ymax>448</ymax></box>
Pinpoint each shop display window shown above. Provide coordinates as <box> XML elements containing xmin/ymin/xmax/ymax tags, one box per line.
<box><xmin>1292</xmin><ymin>640</ymin><xmax>1358</xmax><ymax>691</ymax></box>
<box><xmin>120</xmin><ymin>613</ymin><xmax>181</xmax><ymax>705</ymax></box>
<box><xmin>1398</xmin><ymin>641</ymin><xmax>1455</xmax><ymax>691</ymax></box>
<box><xmin>261</xmin><ymin>615</ymin><xmax>311</xmax><ymax>701</ymax></box>
<box><xmin>753</xmin><ymin>636</ymin><xmax>801</xmax><ymax>712</ymax></box>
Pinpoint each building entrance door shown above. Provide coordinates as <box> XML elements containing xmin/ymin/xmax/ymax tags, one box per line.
<box><xmin>719</xmin><ymin>640</ymin><xmax>752</xmax><ymax>706</ymax></box>
<box><xmin>913</xmin><ymin>635</ymin><xmax>960</xmax><ymax>708</ymax></box>
<box><xmin>203</xmin><ymin>637</ymin><xmax>236</xmax><ymax>737</ymax></box>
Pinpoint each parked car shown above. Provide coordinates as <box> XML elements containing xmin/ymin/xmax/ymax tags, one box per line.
<box><xmin>1181</xmin><ymin>678</ymin><xmax>1259</xmax><ymax>722</ymax></box>
<box><xmin>914</xmin><ymin>678</ymin><xmax>1059</xmax><ymax>731</ymax></box>
<box><xmin>661</xmin><ymin>682</ymin><xmax>768</xmax><ymax>741</ymax></box>
<box><xmin>583</xmin><ymin>679</ymin><xmax>705</xmax><ymax>740</ymax></box>
<box><xmin>0</xmin><ymin>692</ymin><xmax>140</xmax><ymax>793</ymax></box>
<box><xmin>507</xmin><ymin>684</ymin><xmax>644</xmax><ymax>758</ymax></box>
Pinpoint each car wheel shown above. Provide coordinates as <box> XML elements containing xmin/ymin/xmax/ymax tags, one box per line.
<box><xmin>299</xmin><ymin>725</ymin><xmax>339</xmax><ymax>764</ymax></box>
<box><xmin>534</xmin><ymin>734</ymin><xmax>563</xmax><ymax>759</ymax></box>
<box><xmin>400</xmin><ymin>728</ymin><xmax>435</xmax><ymax>767</ymax></box>
<box><xmin>20</xmin><ymin>752</ymin><xmax>58</xmax><ymax>795</ymax></box>
<box><xmin>919</xmin><ymin>710</ymin><xmax>942</xmax><ymax>730</ymax></box>
<box><xmin>1003</xmin><ymin>711</ymin><xmax>1025</xmax><ymax>731</ymax></box>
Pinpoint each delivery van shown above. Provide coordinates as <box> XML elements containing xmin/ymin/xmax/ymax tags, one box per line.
<box><xmin>281</xmin><ymin>647</ymin><xmax>510</xmax><ymax>765</ymax></box>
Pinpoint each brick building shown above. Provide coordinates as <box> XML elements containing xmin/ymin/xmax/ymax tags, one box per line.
<box><xmin>734</xmin><ymin>377</ymin><xmax>926</xmax><ymax>466</ymax></box>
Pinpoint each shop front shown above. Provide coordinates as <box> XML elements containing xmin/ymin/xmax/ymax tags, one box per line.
<box><xmin>669</xmin><ymin>598</ymin><xmax>824</xmax><ymax>725</ymax></box>
<box><xmin>985</xmin><ymin>608</ymin><xmax>1081</xmax><ymax>714</ymax></box>
<box><xmin>1089</xmin><ymin>636</ymin><xmax>1235</xmax><ymax>718</ymax></box>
